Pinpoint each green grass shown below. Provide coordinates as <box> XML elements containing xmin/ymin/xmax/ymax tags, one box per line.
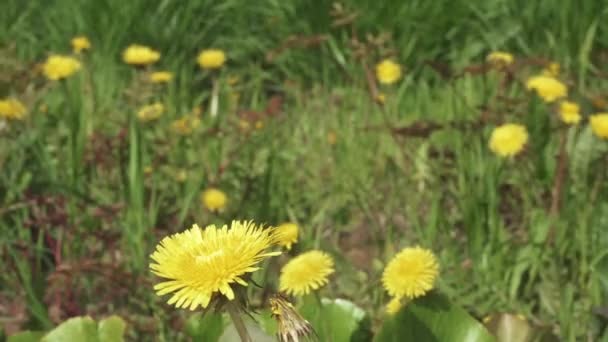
<box><xmin>1</xmin><ymin>0</ymin><xmax>608</xmax><ymax>341</ymax></box>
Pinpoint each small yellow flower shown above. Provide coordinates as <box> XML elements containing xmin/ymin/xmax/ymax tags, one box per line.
<box><xmin>375</xmin><ymin>59</ymin><xmax>402</xmax><ymax>85</ymax></box>
<box><xmin>0</xmin><ymin>98</ymin><xmax>27</xmax><ymax>120</ymax></box>
<box><xmin>327</xmin><ymin>131</ymin><xmax>337</xmax><ymax>145</ymax></box>
<box><xmin>279</xmin><ymin>250</ymin><xmax>335</xmax><ymax>296</ymax></box>
<box><xmin>122</xmin><ymin>44</ymin><xmax>160</xmax><ymax>66</ymax></box>
<box><xmin>526</xmin><ymin>75</ymin><xmax>567</xmax><ymax>103</ymax></box>
<box><xmin>149</xmin><ymin>71</ymin><xmax>173</xmax><ymax>83</ymax></box>
<box><xmin>171</xmin><ymin>116</ymin><xmax>201</xmax><ymax>135</ymax></box>
<box><xmin>489</xmin><ymin>123</ymin><xmax>529</xmax><ymax>157</ymax></box>
<box><xmin>486</xmin><ymin>51</ymin><xmax>514</xmax><ymax>66</ymax></box>
<box><xmin>386</xmin><ymin>297</ymin><xmax>407</xmax><ymax>315</ymax></box>
<box><xmin>590</xmin><ymin>113</ymin><xmax>608</xmax><ymax>139</ymax></box>
<box><xmin>197</xmin><ymin>49</ymin><xmax>226</xmax><ymax>69</ymax></box>
<box><xmin>269</xmin><ymin>294</ymin><xmax>314</xmax><ymax>342</ymax></box>
<box><xmin>42</xmin><ymin>55</ymin><xmax>81</xmax><ymax>80</ymax></box>
<box><xmin>558</xmin><ymin>101</ymin><xmax>581</xmax><ymax>125</ymax></box>
<box><xmin>273</xmin><ymin>223</ymin><xmax>299</xmax><ymax>250</ymax></box>
<box><xmin>71</xmin><ymin>36</ymin><xmax>91</xmax><ymax>54</ymax></box>
<box><xmin>150</xmin><ymin>221</ymin><xmax>281</xmax><ymax>310</ymax></box>
<box><xmin>542</xmin><ymin>62</ymin><xmax>560</xmax><ymax>77</ymax></box>
<box><xmin>201</xmin><ymin>188</ymin><xmax>227</xmax><ymax>212</ymax></box>
<box><xmin>382</xmin><ymin>246</ymin><xmax>439</xmax><ymax>299</ymax></box>
<box><xmin>137</xmin><ymin>103</ymin><xmax>164</xmax><ymax>122</ymax></box>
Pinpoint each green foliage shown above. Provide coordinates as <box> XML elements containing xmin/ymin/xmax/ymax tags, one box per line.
<box><xmin>9</xmin><ymin>316</ymin><xmax>126</xmax><ymax>342</ymax></box>
<box><xmin>299</xmin><ymin>297</ymin><xmax>367</xmax><ymax>342</ymax></box>
<box><xmin>184</xmin><ymin>312</ymin><xmax>225</xmax><ymax>342</ymax></box>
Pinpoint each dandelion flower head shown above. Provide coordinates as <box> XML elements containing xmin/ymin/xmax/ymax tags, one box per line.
<box><xmin>279</xmin><ymin>250</ymin><xmax>335</xmax><ymax>296</ymax></box>
<box><xmin>526</xmin><ymin>75</ymin><xmax>567</xmax><ymax>103</ymax></box>
<box><xmin>590</xmin><ymin>113</ymin><xmax>608</xmax><ymax>139</ymax></box>
<box><xmin>123</xmin><ymin>44</ymin><xmax>160</xmax><ymax>66</ymax></box>
<box><xmin>137</xmin><ymin>103</ymin><xmax>164</xmax><ymax>122</ymax></box>
<box><xmin>71</xmin><ymin>36</ymin><xmax>91</xmax><ymax>54</ymax></box>
<box><xmin>197</xmin><ymin>49</ymin><xmax>226</xmax><ymax>70</ymax></box>
<box><xmin>382</xmin><ymin>246</ymin><xmax>439</xmax><ymax>299</ymax></box>
<box><xmin>43</xmin><ymin>55</ymin><xmax>81</xmax><ymax>80</ymax></box>
<box><xmin>375</xmin><ymin>59</ymin><xmax>402</xmax><ymax>85</ymax></box>
<box><xmin>489</xmin><ymin>123</ymin><xmax>529</xmax><ymax>157</ymax></box>
<box><xmin>273</xmin><ymin>223</ymin><xmax>299</xmax><ymax>250</ymax></box>
<box><xmin>486</xmin><ymin>51</ymin><xmax>514</xmax><ymax>66</ymax></box>
<box><xmin>150</xmin><ymin>71</ymin><xmax>173</xmax><ymax>83</ymax></box>
<box><xmin>559</xmin><ymin>101</ymin><xmax>581</xmax><ymax>125</ymax></box>
<box><xmin>0</xmin><ymin>98</ymin><xmax>26</xmax><ymax>120</ymax></box>
<box><xmin>201</xmin><ymin>188</ymin><xmax>227</xmax><ymax>212</ymax></box>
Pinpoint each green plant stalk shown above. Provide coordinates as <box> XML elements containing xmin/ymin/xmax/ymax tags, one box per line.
<box><xmin>126</xmin><ymin>114</ymin><xmax>146</xmax><ymax>270</ymax></box>
<box><xmin>226</xmin><ymin>302</ymin><xmax>252</xmax><ymax>342</ymax></box>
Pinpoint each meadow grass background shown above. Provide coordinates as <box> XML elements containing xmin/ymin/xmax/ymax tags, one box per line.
<box><xmin>1</xmin><ymin>0</ymin><xmax>608</xmax><ymax>341</ymax></box>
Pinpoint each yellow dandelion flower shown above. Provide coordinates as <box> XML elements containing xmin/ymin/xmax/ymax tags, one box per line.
<box><xmin>201</xmin><ymin>188</ymin><xmax>227</xmax><ymax>212</ymax></box>
<box><xmin>137</xmin><ymin>103</ymin><xmax>164</xmax><ymax>122</ymax></box>
<box><xmin>269</xmin><ymin>294</ymin><xmax>314</xmax><ymax>342</ymax></box>
<box><xmin>590</xmin><ymin>113</ymin><xmax>608</xmax><ymax>139</ymax></box>
<box><xmin>489</xmin><ymin>123</ymin><xmax>528</xmax><ymax>157</ymax></box>
<box><xmin>382</xmin><ymin>246</ymin><xmax>439</xmax><ymax>299</ymax></box>
<box><xmin>122</xmin><ymin>44</ymin><xmax>160</xmax><ymax>66</ymax></box>
<box><xmin>375</xmin><ymin>59</ymin><xmax>402</xmax><ymax>85</ymax></box>
<box><xmin>149</xmin><ymin>71</ymin><xmax>173</xmax><ymax>83</ymax></box>
<box><xmin>559</xmin><ymin>101</ymin><xmax>581</xmax><ymax>125</ymax></box>
<box><xmin>542</xmin><ymin>62</ymin><xmax>560</xmax><ymax>77</ymax></box>
<box><xmin>279</xmin><ymin>250</ymin><xmax>335</xmax><ymax>296</ymax></box>
<box><xmin>273</xmin><ymin>223</ymin><xmax>299</xmax><ymax>250</ymax></box>
<box><xmin>150</xmin><ymin>221</ymin><xmax>281</xmax><ymax>310</ymax></box>
<box><xmin>386</xmin><ymin>296</ymin><xmax>407</xmax><ymax>315</ymax></box>
<box><xmin>486</xmin><ymin>51</ymin><xmax>514</xmax><ymax>66</ymax></box>
<box><xmin>71</xmin><ymin>36</ymin><xmax>91</xmax><ymax>54</ymax></box>
<box><xmin>42</xmin><ymin>55</ymin><xmax>81</xmax><ymax>80</ymax></box>
<box><xmin>0</xmin><ymin>98</ymin><xmax>27</xmax><ymax>120</ymax></box>
<box><xmin>197</xmin><ymin>49</ymin><xmax>226</xmax><ymax>70</ymax></box>
<box><xmin>526</xmin><ymin>75</ymin><xmax>567</xmax><ymax>103</ymax></box>
<box><xmin>171</xmin><ymin>116</ymin><xmax>201</xmax><ymax>135</ymax></box>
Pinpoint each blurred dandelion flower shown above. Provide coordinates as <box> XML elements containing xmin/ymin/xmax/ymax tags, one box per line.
<box><xmin>150</xmin><ymin>221</ymin><xmax>281</xmax><ymax>310</ymax></box>
<box><xmin>526</xmin><ymin>75</ymin><xmax>567</xmax><ymax>102</ymax></box>
<box><xmin>386</xmin><ymin>296</ymin><xmax>406</xmax><ymax>315</ymax></box>
<box><xmin>137</xmin><ymin>103</ymin><xmax>164</xmax><ymax>122</ymax></box>
<box><xmin>489</xmin><ymin>123</ymin><xmax>528</xmax><ymax>157</ymax></box>
<box><xmin>197</xmin><ymin>49</ymin><xmax>226</xmax><ymax>70</ymax></box>
<box><xmin>327</xmin><ymin>131</ymin><xmax>337</xmax><ymax>145</ymax></box>
<box><xmin>375</xmin><ymin>59</ymin><xmax>402</xmax><ymax>85</ymax></box>
<box><xmin>71</xmin><ymin>36</ymin><xmax>91</xmax><ymax>54</ymax></box>
<box><xmin>255</xmin><ymin>120</ymin><xmax>264</xmax><ymax>130</ymax></box>
<box><xmin>279</xmin><ymin>250</ymin><xmax>335</xmax><ymax>296</ymax></box>
<box><xmin>486</xmin><ymin>51</ymin><xmax>514</xmax><ymax>67</ymax></box>
<box><xmin>122</xmin><ymin>44</ymin><xmax>160</xmax><ymax>66</ymax></box>
<box><xmin>590</xmin><ymin>113</ymin><xmax>608</xmax><ymax>139</ymax></box>
<box><xmin>201</xmin><ymin>188</ymin><xmax>227</xmax><ymax>212</ymax></box>
<box><xmin>382</xmin><ymin>246</ymin><xmax>439</xmax><ymax>299</ymax></box>
<box><xmin>150</xmin><ymin>71</ymin><xmax>173</xmax><ymax>83</ymax></box>
<box><xmin>375</xmin><ymin>93</ymin><xmax>386</xmax><ymax>104</ymax></box>
<box><xmin>542</xmin><ymin>62</ymin><xmax>560</xmax><ymax>77</ymax></box>
<box><xmin>269</xmin><ymin>294</ymin><xmax>314</xmax><ymax>342</ymax></box>
<box><xmin>43</xmin><ymin>55</ymin><xmax>81</xmax><ymax>80</ymax></box>
<box><xmin>273</xmin><ymin>223</ymin><xmax>299</xmax><ymax>250</ymax></box>
<box><xmin>559</xmin><ymin>101</ymin><xmax>581</xmax><ymax>125</ymax></box>
<box><xmin>171</xmin><ymin>116</ymin><xmax>201</xmax><ymax>135</ymax></box>
<box><xmin>0</xmin><ymin>98</ymin><xmax>26</xmax><ymax>120</ymax></box>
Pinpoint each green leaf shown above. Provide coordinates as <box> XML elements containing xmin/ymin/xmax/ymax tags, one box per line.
<box><xmin>41</xmin><ymin>317</ymin><xmax>98</xmax><ymax>342</ymax></box>
<box><xmin>97</xmin><ymin>316</ymin><xmax>126</xmax><ymax>342</ymax></box>
<box><xmin>375</xmin><ymin>292</ymin><xmax>495</xmax><ymax>342</ymax></box>
<box><xmin>8</xmin><ymin>331</ymin><xmax>46</xmax><ymax>342</ymax></box>
<box><xmin>184</xmin><ymin>312</ymin><xmax>225</xmax><ymax>342</ymax></box>
<box><xmin>300</xmin><ymin>297</ymin><xmax>366</xmax><ymax>342</ymax></box>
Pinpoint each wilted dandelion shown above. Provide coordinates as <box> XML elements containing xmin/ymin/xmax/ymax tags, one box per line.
<box><xmin>171</xmin><ymin>116</ymin><xmax>201</xmax><ymax>135</ymax></box>
<box><xmin>123</xmin><ymin>44</ymin><xmax>160</xmax><ymax>66</ymax></box>
<box><xmin>150</xmin><ymin>221</ymin><xmax>281</xmax><ymax>310</ymax></box>
<box><xmin>486</xmin><ymin>51</ymin><xmax>514</xmax><ymax>67</ymax></box>
<box><xmin>197</xmin><ymin>49</ymin><xmax>226</xmax><ymax>69</ymax></box>
<box><xmin>269</xmin><ymin>294</ymin><xmax>315</xmax><ymax>342</ymax></box>
<box><xmin>43</xmin><ymin>55</ymin><xmax>81</xmax><ymax>80</ymax></box>
<box><xmin>489</xmin><ymin>123</ymin><xmax>529</xmax><ymax>157</ymax></box>
<box><xmin>375</xmin><ymin>59</ymin><xmax>402</xmax><ymax>85</ymax></box>
<box><xmin>382</xmin><ymin>246</ymin><xmax>439</xmax><ymax>299</ymax></box>
<box><xmin>71</xmin><ymin>36</ymin><xmax>91</xmax><ymax>54</ymax></box>
<box><xmin>590</xmin><ymin>113</ymin><xmax>608</xmax><ymax>139</ymax></box>
<box><xmin>273</xmin><ymin>223</ymin><xmax>299</xmax><ymax>250</ymax></box>
<box><xmin>137</xmin><ymin>103</ymin><xmax>164</xmax><ymax>122</ymax></box>
<box><xmin>559</xmin><ymin>101</ymin><xmax>581</xmax><ymax>125</ymax></box>
<box><xmin>0</xmin><ymin>98</ymin><xmax>26</xmax><ymax>120</ymax></box>
<box><xmin>279</xmin><ymin>250</ymin><xmax>335</xmax><ymax>296</ymax></box>
<box><xmin>149</xmin><ymin>71</ymin><xmax>173</xmax><ymax>83</ymax></box>
<box><xmin>201</xmin><ymin>188</ymin><xmax>227</xmax><ymax>212</ymax></box>
<box><xmin>526</xmin><ymin>75</ymin><xmax>567</xmax><ymax>102</ymax></box>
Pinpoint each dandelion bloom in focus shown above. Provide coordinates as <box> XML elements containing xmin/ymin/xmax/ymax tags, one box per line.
<box><xmin>486</xmin><ymin>51</ymin><xmax>514</xmax><ymax>67</ymax></box>
<box><xmin>71</xmin><ymin>36</ymin><xmax>91</xmax><ymax>53</ymax></box>
<box><xmin>489</xmin><ymin>123</ymin><xmax>528</xmax><ymax>157</ymax></box>
<box><xmin>375</xmin><ymin>59</ymin><xmax>402</xmax><ymax>85</ymax></box>
<box><xmin>273</xmin><ymin>223</ymin><xmax>299</xmax><ymax>250</ymax></box>
<box><xmin>0</xmin><ymin>98</ymin><xmax>26</xmax><ymax>120</ymax></box>
<box><xmin>122</xmin><ymin>44</ymin><xmax>160</xmax><ymax>66</ymax></box>
<box><xmin>526</xmin><ymin>75</ymin><xmax>567</xmax><ymax>103</ymax></box>
<box><xmin>542</xmin><ymin>62</ymin><xmax>560</xmax><ymax>77</ymax></box>
<box><xmin>279</xmin><ymin>250</ymin><xmax>335</xmax><ymax>296</ymax></box>
<box><xmin>149</xmin><ymin>71</ymin><xmax>173</xmax><ymax>83</ymax></box>
<box><xmin>590</xmin><ymin>113</ymin><xmax>608</xmax><ymax>139</ymax></box>
<box><xmin>201</xmin><ymin>188</ymin><xmax>227</xmax><ymax>212</ymax></box>
<box><xmin>382</xmin><ymin>246</ymin><xmax>439</xmax><ymax>299</ymax></box>
<box><xmin>171</xmin><ymin>116</ymin><xmax>201</xmax><ymax>135</ymax></box>
<box><xmin>559</xmin><ymin>101</ymin><xmax>581</xmax><ymax>125</ymax></box>
<box><xmin>137</xmin><ymin>103</ymin><xmax>164</xmax><ymax>122</ymax></box>
<box><xmin>150</xmin><ymin>221</ymin><xmax>280</xmax><ymax>310</ymax></box>
<box><xmin>269</xmin><ymin>294</ymin><xmax>314</xmax><ymax>342</ymax></box>
<box><xmin>197</xmin><ymin>49</ymin><xmax>226</xmax><ymax>70</ymax></box>
<box><xmin>43</xmin><ymin>55</ymin><xmax>81</xmax><ymax>80</ymax></box>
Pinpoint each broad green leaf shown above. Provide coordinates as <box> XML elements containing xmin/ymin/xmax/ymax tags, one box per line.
<box><xmin>219</xmin><ymin>319</ymin><xmax>275</xmax><ymax>342</ymax></box>
<box><xmin>97</xmin><ymin>316</ymin><xmax>126</xmax><ymax>342</ymax></box>
<box><xmin>375</xmin><ymin>292</ymin><xmax>495</xmax><ymax>342</ymax></box>
<box><xmin>484</xmin><ymin>314</ymin><xmax>531</xmax><ymax>342</ymax></box>
<box><xmin>300</xmin><ymin>297</ymin><xmax>366</xmax><ymax>342</ymax></box>
<box><xmin>8</xmin><ymin>331</ymin><xmax>46</xmax><ymax>342</ymax></box>
<box><xmin>41</xmin><ymin>317</ymin><xmax>98</xmax><ymax>342</ymax></box>
<box><xmin>184</xmin><ymin>312</ymin><xmax>225</xmax><ymax>342</ymax></box>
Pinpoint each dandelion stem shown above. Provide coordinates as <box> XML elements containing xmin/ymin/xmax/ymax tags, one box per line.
<box><xmin>210</xmin><ymin>76</ymin><xmax>219</xmax><ymax>118</ymax></box>
<box><xmin>227</xmin><ymin>302</ymin><xmax>251</xmax><ymax>342</ymax></box>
